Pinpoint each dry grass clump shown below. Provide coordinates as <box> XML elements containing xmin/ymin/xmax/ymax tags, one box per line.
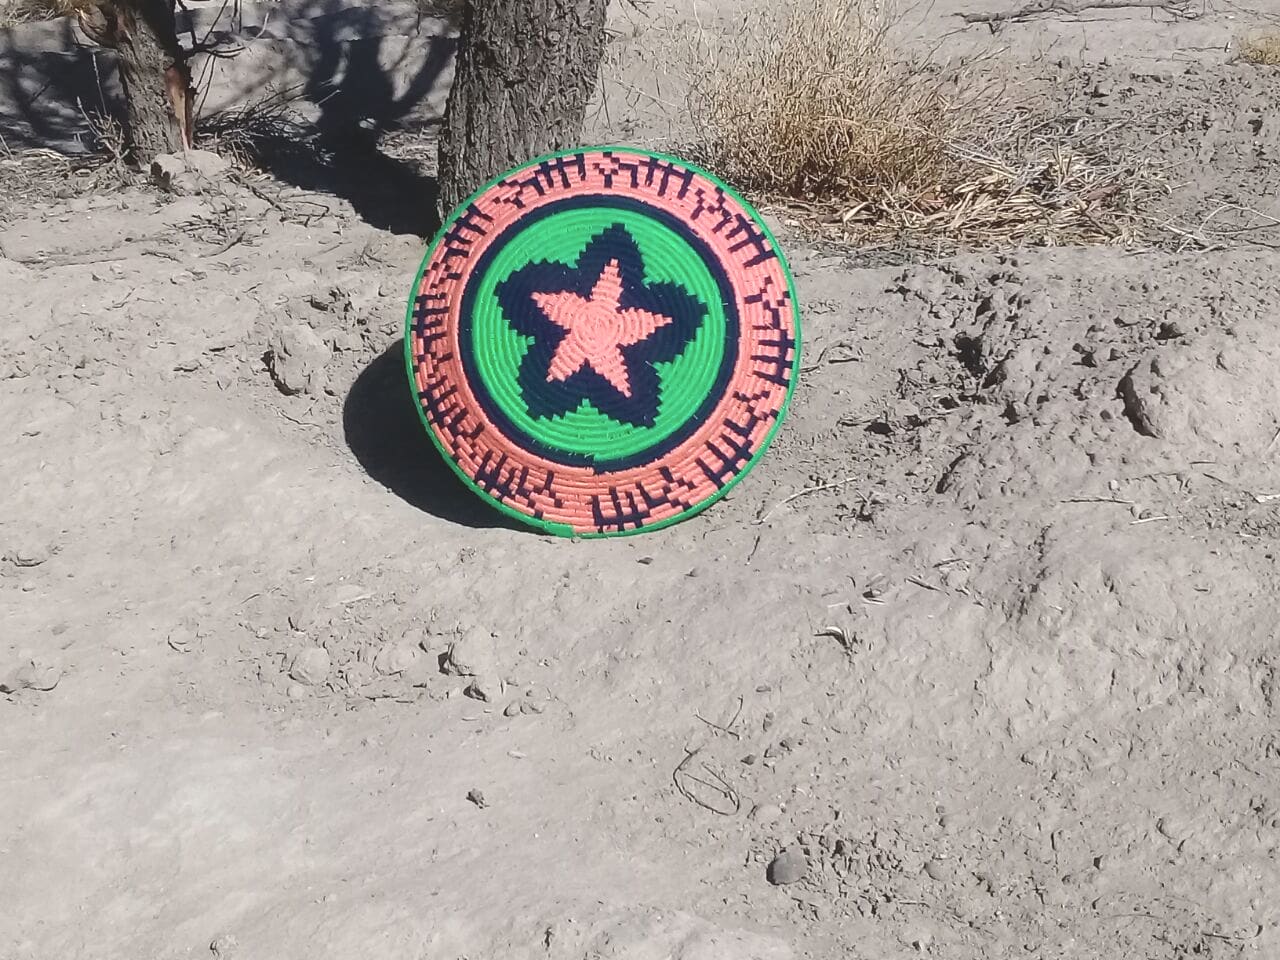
<box><xmin>196</xmin><ymin>95</ymin><xmax>319</xmax><ymax>173</ymax></box>
<box><xmin>0</xmin><ymin>0</ymin><xmax>66</xmax><ymax>25</ymax></box>
<box><xmin>687</xmin><ymin>0</ymin><xmax>983</xmax><ymax>205</ymax></box>
<box><xmin>1240</xmin><ymin>32</ymin><xmax>1280</xmax><ymax>66</ymax></box>
<box><xmin>685</xmin><ymin>0</ymin><xmax>1162</xmax><ymax>246</ymax></box>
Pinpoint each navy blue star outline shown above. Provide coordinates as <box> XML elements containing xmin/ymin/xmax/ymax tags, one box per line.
<box><xmin>495</xmin><ymin>223</ymin><xmax>708</xmax><ymax>429</ymax></box>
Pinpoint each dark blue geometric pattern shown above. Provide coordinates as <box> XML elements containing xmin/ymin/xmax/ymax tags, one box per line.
<box><xmin>495</xmin><ymin>224</ymin><xmax>707</xmax><ymax>429</ymax></box>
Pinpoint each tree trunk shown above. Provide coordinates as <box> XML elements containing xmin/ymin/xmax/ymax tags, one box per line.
<box><xmin>76</xmin><ymin>0</ymin><xmax>195</xmax><ymax>165</ymax></box>
<box><xmin>437</xmin><ymin>0</ymin><xmax>609</xmax><ymax>214</ymax></box>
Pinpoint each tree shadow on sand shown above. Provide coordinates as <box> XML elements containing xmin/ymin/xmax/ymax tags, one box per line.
<box><xmin>233</xmin><ymin>0</ymin><xmax>455</xmax><ymax>238</ymax></box>
<box><xmin>343</xmin><ymin>342</ymin><xmax>520</xmax><ymax>531</ymax></box>
<box><xmin>0</xmin><ymin>1</ymin><xmax>454</xmax><ymax>237</ymax></box>
<box><xmin>0</xmin><ymin>18</ymin><xmax>123</xmax><ymax>153</ymax></box>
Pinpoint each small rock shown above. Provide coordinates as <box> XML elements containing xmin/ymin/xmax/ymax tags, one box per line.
<box><xmin>4</xmin><ymin>537</ymin><xmax>53</xmax><ymax>568</ymax></box>
<box><xmin>466</xmin><ymin>788</ymin><xmax>487</xmax><ymax>809</ymax></box>
<box><xmin>464</xmin><ymin>674</ymin><xmax>502</xmax><ymax>702</ymax></box>
<box><xmin>400</xmin><ymin>655</ymin><xmax>438</xmax><ymax>687</ymax></box>
<box><xmin>184</xmin><ymin>149</ymin><xmax>231</xmax><ymax>180</ymax></box>
<box><xmin>0</xmin><ymin>659</ymin><xmax>62</xmax><ymax>694</ymax></box>
<box><xmin>286</xmin><ymin>683</ymin><xmax>307</xmax><ymax>700</ymax></box>
<box><xmin>343</xmin><ymin>661</ymin><xmax>374</xmax><ymax>690</ymax></box>
<box><xmin>289</xmin><ymin>647</ymin><xmax>331</xmax><ymax>685</ymax></box>
<box><xmin>503</xmin><ymin>701</ymin><xmax>521</xmax><ymax>717</ymax></box>
<box><xmin>1156</xmin><ymin>320</ymin><xmax>1185</xmax><ymax>340</ymax></box>
<box><xmin>151</xmin><ymin>149</ymin><xmax>230</xmax><ymax>196</ymax></box>
<box><xmin>372</xmin><ymin>640</ymin><xmax>418</xmax><ymax>676</ymax></box>
<box><xmin>766</xmin><ymin>848</ymin><xmax>808</xmax><ymax>886</ymax></box>
<box><xmin>923</xmin><ymin>858</ymin><xmax>955</xmax><ymax>882</ymax></box>
<box><xmin>750</xmin><ymin>803</ymin><xmax>784</xmax><ymax>825</ymax></box>
<box><xmin>267</xmin><ymin>323</ymin><xmax>330</xmax><ymax>396</ymax></box>
<box><xmin>443</xmin><ymin>629</ymin><xmax>498</xmax><ymax>677</ymax></box>
<box><xmin>1020</xmin><ymin>745</ymin><xmax>1049</xmax><ymax>766</ymax></box>
<box><xmin>150</xmin><ymin>153</ymin><xmax>186</xmax><ymax>189</ymax></box>
<box><xmin>518</xmin><ymin>698</ymin><xmax>544</xmax><ymax>715</ymax></box>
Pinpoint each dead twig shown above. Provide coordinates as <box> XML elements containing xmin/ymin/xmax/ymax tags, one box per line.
<box><xmin>207</xmin><ymin>228</ymin><xmax>251</xmax><ymax>256</ymax></box>
<box><xmin>756</xmin><ymin>476</ymin><xmax>859</xmax><ymax>524</ymax></box>
<box><xmin>1061</xmin><ymin>496</ymin><xmax>1137</xmax><ymax>505</ymax></box>
<box><xmin>956</xmin><ymin>0</ymin><xmax>1197</xmax><ymax>26</ymax></box>
<box><xmin>906</xmin><ymin>576</ymin><xmax>943</xmax><ymax>593</ymax></box>
<box><xmin>801</xmin><ymin>341</ymin><xmax>862</xmax><ymax>374</ymax></box>
<box><xmin>673</xmin><ymin>748</ymin><xmax>741</xmax><ymax>816</ymax></box>
<box><xmin>695</xmin><ymin>695</ymin><xmax>745</xmax><ymax>740</ymax></box>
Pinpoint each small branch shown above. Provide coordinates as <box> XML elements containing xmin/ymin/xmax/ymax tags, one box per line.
<box><xmin>956</xmin><ymin>0</ymin><xmax>1197</xmax><ymax>26</ymax></box>
<box><xmin>672</xmin><ymin>748</ymin><xmax>740</xmax><ymax>816</ymax></box>
<box><xmin>756</xmin><ymin>476</ymin><xmax>859</xmax><ymax>525</ymax></box>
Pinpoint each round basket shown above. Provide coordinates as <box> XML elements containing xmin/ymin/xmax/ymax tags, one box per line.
<box><xmin>405</xmin><ymin>147</ymin><xmax>801</xmax><ymax>537</ymax></box>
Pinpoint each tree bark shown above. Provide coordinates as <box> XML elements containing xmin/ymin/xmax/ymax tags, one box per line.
<box><xmin>437</xmin><ymin>0</ymin><xmax>609</xmax><ymax>214</ymax></box>
<box><xmin>76</xmin><ymin>0</ymin><xmax>194</xmax><ymax>165</ymax></box>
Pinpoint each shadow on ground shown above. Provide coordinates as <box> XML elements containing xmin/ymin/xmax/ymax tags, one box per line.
<box><xmin>0</xmin><ymin>19</ymin><xmax>121</xmax><ymax>153</ymax></box>
<box><xmin>344</xmin><ymin>341</ymin><xmax>519</xmax><ymax>531</ymax></box>
<box><xmin>0</xmin><ymin>1</ymin><xmax>453</xmax><ymax>237</ymax></box>
<box><xmin>250</xmin><ymin>132</ymin><xmax>444</xmax><ymax>237</ymax></box>
<box><xmin>245</xmin><ymin>0</ymin><xmax>454</xmax><ymax>236</ymax></box>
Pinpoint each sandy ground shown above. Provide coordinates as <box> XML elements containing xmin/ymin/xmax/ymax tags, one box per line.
<box><xmin>4</xmin><ymin>2</ymin><xmax>1280</xmax><ymax>959</ymax></box>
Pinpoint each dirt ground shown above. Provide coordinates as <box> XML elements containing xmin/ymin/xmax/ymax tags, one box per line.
<box><xmin>4</xmin><ymin>1</ymin><xmax>1280</xmax><ymax>958</ymax></box>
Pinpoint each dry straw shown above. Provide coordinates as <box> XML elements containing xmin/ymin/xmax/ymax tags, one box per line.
<box><xmin>683</xmin><ymin>0</ymin><xmax>1164</xmax><ymax>246</ymax></box>
<box><xmin>1240</xmin><ymin>32</ymin><xmax>1280</xmax><ymax>66</ymax></box>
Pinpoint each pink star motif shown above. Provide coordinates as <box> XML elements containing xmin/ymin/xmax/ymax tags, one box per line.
<box><xmin>532</xmin><ymin>258</ymin><xmax>675</xmax><ymax>399</ymax></box>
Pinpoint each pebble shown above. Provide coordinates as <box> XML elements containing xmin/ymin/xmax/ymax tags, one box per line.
<box><xmin>923</xmin><ymin>858</ymin><xmax>955</xmax><ymax>882</ymax></box>
<box><xmin>464</xmin><ymin>674</ymin><xmax>501</xmax><ymax>702</ymax></box>
<box><xmin>766</xmin><ymin>848</ymin><xmax>808</xmax><ymax>886</ymax></box>
<box><xmin>1020</xmin><ymin>745</ymin><xmax>1048</xmax><ymax>766</ymax></box>
<box><xmin>466</xmin><ymin>788</ymin><xmax>488</xmax><ymax>809</ymax></box>
<box><xmin>289</xmin><ymin>647</ymin><xmax>331</xmax><ymax>685</ymax></box>
<box><xmin>443</xmin><ymin>629</ymin><xmax>498</xmax><ymax>677</ymax></box>
<box><xmin>372</xmin><ymin>641</ymin><xmax>417</xmax><ymax>676</ymax></box>
<box><xmin>266</xmin><ymin>323</ymin><xmax>330</xmax><ymax>397</ymax></box>
<box><xmin>286</xmin><ymin>683</ymin><xmax>307</xmax><ymax>700</ymax></box>
<box><xmin>503</xmin><ymin>701</ymin><xmax>521</xmax><ymax>717</ymax></box>
<box><xmin>343</xmin><ymin>661</ymin><xmax>374</xmax><ymax>690</ymax></box>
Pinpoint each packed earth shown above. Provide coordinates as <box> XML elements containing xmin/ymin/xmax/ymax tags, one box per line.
<box><xmin>3</xmin><ymin>1</ymin><xmax>1280</xmax><ymax>958</ymax></box>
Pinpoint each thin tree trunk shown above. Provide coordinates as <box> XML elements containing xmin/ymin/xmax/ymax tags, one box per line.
<box><xmin>76</xmin><ymin>0</ymin><xmax>195</xmax><ymax>165</ymax></box>
<box><xmin>437</xmin><ymin>0</ymin><xmax>609</xmax><ymax>214</ymax></box>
